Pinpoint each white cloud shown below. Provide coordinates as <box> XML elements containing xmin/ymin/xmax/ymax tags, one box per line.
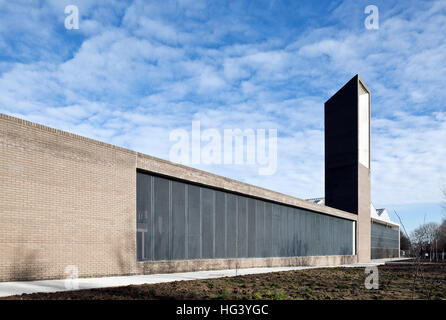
<box><xmin>0</xmin><ymin>0</ymin><xmax>445</xmax><ymax>209</ymax></box>
<box><xmin>372</xmin><ymin>112</ymin><xmax>446</xmax><ymax>204</ymax></box>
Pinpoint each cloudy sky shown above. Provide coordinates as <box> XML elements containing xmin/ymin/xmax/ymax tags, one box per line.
<box><xmin>1</xmin><ymin>0</ymin><xmax>445</xmax><ymax>232</ymax></box>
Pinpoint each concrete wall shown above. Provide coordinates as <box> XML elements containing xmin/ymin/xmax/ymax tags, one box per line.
<box><xmin>0</xmin><ymin>113</ymin><xmax>358</xmax><ymax>281</ymax></box>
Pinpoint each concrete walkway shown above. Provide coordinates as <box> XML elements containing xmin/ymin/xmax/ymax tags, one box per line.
<box><xmin>0</xmin><ymin>259</ymin><xmax>400</xmax><ymax>298</ymax></box>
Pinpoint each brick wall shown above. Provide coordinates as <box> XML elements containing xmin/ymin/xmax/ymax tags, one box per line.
<box><xmin>0</xmin><ymin>114</ymin><xmax>138</xmax><ymax>281</ymax></box>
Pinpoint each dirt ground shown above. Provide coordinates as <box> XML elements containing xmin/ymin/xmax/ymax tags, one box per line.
<box><xmin>4</xmin><ymin>263</ymin><xmax>446</xmax><ymax>300</ymax></box>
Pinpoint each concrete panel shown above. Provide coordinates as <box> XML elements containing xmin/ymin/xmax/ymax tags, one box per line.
<box><xmin>171</xmin><ymin>181</ymin><xmax>186</xmax><ymax>260</ymax></box>
<box><xmin>237</xmin><ymin>196</ymin><xmax>248</xmax><ymax>258</ymax></box>
<box><xmin>255</xmin><ymin>200</ymin><xmax>264</xmax><ymax>258</ymax></box>
<box><xmin>264</xmin><ymin>202</ymin><xmax>273</xmax><ymax>258</ymax></box>
<box><xmin>214</xmin><ymin>191</ymin><xmax>226</xmax><ymax>258</ymax></box>
<box><xmin>136</xmin><ymin>255</ymin><xmax>358</xmax><ymax>275</ymax></box>
<box><xmin>137</xmin><ymin>172</ymin><xmax>151</xmax><ymax>261</ymax></box>
<box><xmin>226</xmin><ymin>194</ymin><xmax>237</xmax><ymax>258</ymax></box>
<box><xmin>279</xmin><ymin>205</ymin><xmax>287</xmax><ymax>257</ymax></box>
<box><xmin>188</xmin><ymin>185</ymin><xmax>201</xmax><ymax>260</ymax></box>
<box><xmin>272</xmin><ymin>205</ymin><xmax>280</xmax><ymax>257</ymax></box>
<box><xmin>358</xmin><ymin>163</ymin><xmax>371</xmax><ymax>262</ymax></box>
<box><xmin>287</xmin><ymin>207</ymin><xmax>293</xmax><ymax>257</ymax></box>
<box><xmin>201</xmin><ymin>188</ymin><xmax>214</xmax><ymax>259</ymax></box>
<box><xmin>247</xmin><ymin>198</ymin><xmax>256</xmax><ymax>258</ymax></box>
<box><xmin>153</xmin><ymin>177</ymin><xmax>169</xmax><ymax>261</ymax></box>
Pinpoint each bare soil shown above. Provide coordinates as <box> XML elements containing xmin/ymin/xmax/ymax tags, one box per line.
<box><xmin>4</xmin><ymin>264</ymin><xmax>446</xmax><ymax>300</ymax></box>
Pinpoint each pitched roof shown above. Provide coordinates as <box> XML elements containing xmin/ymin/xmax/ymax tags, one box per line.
<box><xmin>306</xmin><ymin>197</ymin><xmax>398</xmax><ymax>226</ymax></box>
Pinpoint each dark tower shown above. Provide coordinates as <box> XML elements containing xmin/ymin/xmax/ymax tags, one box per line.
<box><xmin>324</xmin><ymin>74</ymin><xmax>371</xmax><ymax>262</ymax></box>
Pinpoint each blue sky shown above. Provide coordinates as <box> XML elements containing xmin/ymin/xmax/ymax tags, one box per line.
<box><xmin>0</xmin><ymin>0</ymin><xmax>445</xmax><ymax>233</ymax></box>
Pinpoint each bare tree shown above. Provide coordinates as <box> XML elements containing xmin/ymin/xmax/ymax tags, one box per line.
<box><xmin>393</xmin><ymin>210</ymin><xmax>411</xmax><ymax>253</ymax></box>
<box><xmin>438</xmin><ymin>219</ymin><xmax>446</xmax><ymax>253</ymax></box>
<box><xmin>411</xmin><ymin>223</ymin><xmax>439</xmax><ymax>247</ymax></box>
<box><xmin>439</xmin><ymin>187</ymin><xmax>446</xmax><ymax>254</ymax></box>
<box><xmin>400</xmin><ymin>231</ymin><xmax>411</xmax><ymax>251</ymax></box>
<box><xmin>411</xmin><ymin>222</ymin><xmax>439</xmax><ymax>262</ymax></box>
<box><xmin>443</xmin><ymin>187</ymin><xmax>446</xmax><ymax>217</ymax></box>
<box><xmin>393</xmin><ymin>210</ymin><xmax>437</xmax><ymax>299</ymax></box>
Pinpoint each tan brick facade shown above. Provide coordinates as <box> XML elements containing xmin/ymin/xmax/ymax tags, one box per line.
<box><xmin>0</xmin><ymin>114</ymin><xmax>137</xmax><ymax>281</ymax></box>
<box><xmin>0</xmin><ymin>113</ymin><xmax>358</xmax><ymax>281</ymax></box>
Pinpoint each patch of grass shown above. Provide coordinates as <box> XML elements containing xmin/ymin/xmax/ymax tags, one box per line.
<box><xmin>273</xmin><ymin>290</ymin><xmax>286</xmax><ymax>300</ymax></box>
<box><xmin>252</xmin><ymin>292</ymin><xmax>262</xmax><ymax>300</ymax></box>
<box><xmin>337</xmin><ymin>283</ymin><xmax>349</xmax><ymax>290</ymax></box>
<box><xmin>219</xmin><ymin>288</ymin><xmax>231</xmax><ymax>299</ymax></box>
